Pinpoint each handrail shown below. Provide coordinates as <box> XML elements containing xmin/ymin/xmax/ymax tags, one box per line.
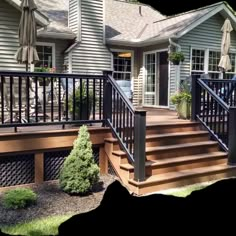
<box><xmin>0</xmin><ymin>70</ymin><xmax>104</xmax><ymax>79</ymax></box>
<box><xmin>107</xmin><ymin>74</ymin><xmax>134</xmax><ymax>113</ymax></box>
<box><xmin>198</xmin><ymin>79</ymin><xmax>229</xmax><ymax>111</ymax></box>
<box><xmin>104</xmin><ymin>72</ymin><xmax>146</xmax><ymax>181</ymax></box>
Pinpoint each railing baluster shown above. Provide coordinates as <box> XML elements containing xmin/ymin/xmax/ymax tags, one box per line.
<box><xmin>58</xmin><ymin>77</ymin><xmax>61</xmax><ymax>121</ymax></box>
<box><xmin>99</xmin><ymin>79</ymin><xmax>102</xmax><ymax>120</ymax></box>
<box><xmin>19</xmin><ymin>76</ymin><xmax>22</xmax><ymax>123</ymax></box>
<box><xmin>26</xmin><ymin>76</ymin><xmax>30</xmax><ymax>122</ymax></box>
<box><xmin>1</xmin><ymin>76</ymin><xmax>4</xmax><ymax>124</ymax></box>
<box><xmin>51</xmin><ymin>77</ymin><xmax>54</xmax><ymax>122</ymax></box>
<box><xmin>80</xmin><ymin>78</ymin><xmax>82</xmax><ymax>120</ymax></box>
<box><xmin>73</xmin><ymin>77</ymin><xmax>75</xmax><ymax>121</ymax></box>
<box><xmin>93</xmin><ymin>79</ymin><xmax>95</xmax><ymax>120</ymax></box>
<box><xmin>34</xmin><ymin>77</ymin><xmax>38</xmax><ymax>123</ymax></box>
<box><xmin>10</xmin><ymin>76</ymin><xmax>13</xmax><ymax>123</ymax></box>
<box><xmin>43</xmin><ymin>77</ymin><xmax>46</xmax><ymax>122</ymax></box>
<box><xmin>65</xmin><ymin>77</ymin><xmax>69</xmax><ymax>121</ymax></box>
<box><xmin>86</xmin><ymin>78</ymin><xmax>89</xmax><ymax>120</ymax></box>
<box><xmin>126</xmin><ymin>109</ymin><xmax>129</xmax><ymax>149</ymax></box>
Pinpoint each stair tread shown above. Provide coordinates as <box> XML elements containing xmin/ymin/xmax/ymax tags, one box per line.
<box><xmin>146</xmin><ymin>131</ymin><xmax>208</xmax><ymax>139</ymax></box>
<box><xmin>146</xmin><ymin>121</ymin><xmax>199</xmax><ymax>127</ymax></box>
<box><xmin>104</xmin><ymin>137</ymin><xmax>118</xmax><ymax>143</ymax></box>
<box><xmin>129</xmin><ymin>164</ymin><xmax>235</xmax><ymax>186</ymax></box>
<box><xmin>120</xmin><ymin>152</ymin><xmax>227</xmax><ymax>170</ymax></box>
<box><xmin>146</xmin><ymin>141</ymin><xmax>218</xmax><ymax>152</ymax></box>
<box><xmin>113</xmin><ymin>150</ymin><xmax>126</xmax><ymax>156</ymax></box>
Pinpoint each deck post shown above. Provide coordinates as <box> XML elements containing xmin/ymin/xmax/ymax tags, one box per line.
<box><xmin>191</xmin><ymin>75</ymin><xmax>197</xmax><ymax>121</ymax></box>
<box><xmin>103</xmin><ymin>71</ymin><xmax>113</xmax><ymax>126</ymax></box>
<box><xmin>228</xmin><ymin>107</ymin><xmax>236</xmax><ymax>165</ymax></box>
<box><xmin>134</xmin><ymin>109</ymin><xmax>146</xmax><ymax>182</ymax></box>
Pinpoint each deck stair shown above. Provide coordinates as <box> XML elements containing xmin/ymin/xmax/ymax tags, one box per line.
<box><xmin>104</xmin><ymin>121</ymin><xmax>236</xmax><ymax>195</ymax></box>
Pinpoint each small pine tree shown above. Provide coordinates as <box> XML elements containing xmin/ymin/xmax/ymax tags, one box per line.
<box><xmin>59</xmin><ymin>125</ymin><xmax>100</xmax><ymax>194</ymax></box>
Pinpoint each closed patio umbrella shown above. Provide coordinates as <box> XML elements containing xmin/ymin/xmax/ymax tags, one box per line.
<box><xmin>218</xmin><ymin>18</ymin><xmax>233</xmax><ymax>78</ymax></box>
<box><xmin>15</xmin><ymin>0</ymin><xmax>39</xmax><ymax>71</ymax></box>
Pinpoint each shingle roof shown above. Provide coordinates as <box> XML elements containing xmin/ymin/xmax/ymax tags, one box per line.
<box><xmin>34</xmin><ymin>0</ymin><xmax>75</xmax><ymax>39</ymax></box>
<box><xmin>105</xmin><ymin>1</ymin><xmax>231</xmax><ymax>43</ymax></box>
<box><xmin>105</xmin><ymin>0</ymin><xmax>166</xmax><ymax>41</ymax></box>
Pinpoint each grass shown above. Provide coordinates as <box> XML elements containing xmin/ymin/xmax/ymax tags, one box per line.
<box><xmin>163</xmin><ymin>181</ymin><xmax>218</xmax><ymax>197</ymax></box>
<box><xmin>0</xmin><ymin>214</ymin><xmax>73</xmax><ymax>236</ymax></box>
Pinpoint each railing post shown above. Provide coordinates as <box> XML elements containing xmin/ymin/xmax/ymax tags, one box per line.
<box><xmin>191</xmin><ymin>75</ymin><xmax>197</xmax><ymax>121</ymax></box>
<box><xmin>103</xmin><ymin>71</ymin><xmax>113</xmax><ymax>125</ymax></box>
<box><xmin>134</xmin><ymin>109</ymin><xmax>146</xmax><ymax>182</ymax></box>
<box><xmin>228</xmin><ymin>107</ymin><xmax>236</xmax><ymax>165</ymax></box>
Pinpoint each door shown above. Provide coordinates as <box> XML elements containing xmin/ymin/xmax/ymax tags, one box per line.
<box><xmin>158</xmin><ymin>51</ymin><xmax>169</xmax><ymax>106</ymax></box>
<box><xmin>143</xmin><ymin>51</ymin><xmax>169</xmax><ymax>107</ymax></box>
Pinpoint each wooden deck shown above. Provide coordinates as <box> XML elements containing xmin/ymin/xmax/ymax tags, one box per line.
<box><xmin>0</xmin><ymin>108</ymin><xmax>183</xmax><ymax>134</ymax></box>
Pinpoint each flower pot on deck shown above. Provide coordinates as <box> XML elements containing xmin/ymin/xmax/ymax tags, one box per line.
<box><xmin>176</xmin><ymin>100</ymin><xmax>191</xmax><ymax>120</ymax></box>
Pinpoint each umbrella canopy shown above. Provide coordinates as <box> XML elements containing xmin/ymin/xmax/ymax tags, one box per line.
<box><xmin>218</xmin><ymin>18</ymin><xmax>233</xmax><ymax>73</ymax></box>
<box><xmin>14</xmin><ymin>0</ymin><xmax>39</xmax><ymax>70</ymax></box>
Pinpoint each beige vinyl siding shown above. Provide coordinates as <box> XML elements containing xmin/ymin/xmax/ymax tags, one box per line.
<box><xmin>0</xmin><ymin>0</ymin><xmax>24</xmax><ymax>71</ymax></box>
<box><xmin>70</xmin><ymin>0</ymin><xmax>111</xmax><ymax>74</ymax></box>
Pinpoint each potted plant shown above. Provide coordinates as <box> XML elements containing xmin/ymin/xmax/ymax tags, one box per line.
<box><xmin>67</xmin><ymin>82</ymin><xmax>96</xmax><ymax>121</ymax></box>
<box><xmin>34</xmin><ymin>66</ymin><xmax>56</xmax><ymax>86</ymax></box>
<box><xmin>170</xmin><ymin>79</ymin><xmax>191</xmax><ymax>119</ymax></box>
<box><xmin>168</xmin><ymin>51</ymin><xmax>185</xmax><ymax>65</ymax></box>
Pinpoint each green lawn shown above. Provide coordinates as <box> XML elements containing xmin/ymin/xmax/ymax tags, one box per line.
<box><xmin>0</xmin><ymin>182</ymin><xmax>214</xmax><ymax>236</ymax></box>
<box><xmin>0</xmin><ymin>214</ymin><xmax>73</xmax><ymax>236</ymax></box>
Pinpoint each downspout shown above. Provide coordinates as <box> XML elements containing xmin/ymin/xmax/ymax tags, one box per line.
<box><xmin>168</xmin><ymin>38</ymin><xmax>181</xmax><ymax>106</ymax></box>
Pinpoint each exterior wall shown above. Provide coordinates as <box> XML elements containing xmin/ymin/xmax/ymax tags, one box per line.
<box><xmin>37</xmin><ymin>38</ymin><xmax>72</xmax><ymax>73</ymax></box>
<box><xmin>0</xmin><ymin>0</ymin><xmax>24</xmax><ymax>71</ymax></box>
<box><xmin>69</xmin><ymin>0</ymin><xmax>80</xmax><ymax>37</ymax></box>
<box><xmin>69</xmin><ymin>0</ymin><xmax>112</xmax><ymax>74</ymax></box>
<box><xmin>108</xmin><ymin>43</ymin><xmax>169</xmax><ymax>107</ymax></box>
<box><xmin>178</xmin><ymin>13</ymin><xmax>236</xmax><ymax>89</ymax></box>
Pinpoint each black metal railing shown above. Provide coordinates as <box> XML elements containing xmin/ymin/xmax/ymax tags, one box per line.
<box><xmin>103</xmin><ymin>72</ymin><xmax>146</xmax><ymax>181</ymax></box>
<box><xmin>192</xmin><ymin>76</ymin><xmax>236</xmax><ymax>165</ymax></box>
<box><xmin>0</xmin><ymin>71</ymin><xmax>105</xmax><ymax>128</ymax></box>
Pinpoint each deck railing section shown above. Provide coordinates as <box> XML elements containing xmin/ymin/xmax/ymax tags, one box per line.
<box><xmin>192</xmin><ymin>76</ymin><xmax>236</xmax><ymax>165</ymax></box>
<box><xmin>103</xmin><ymin>72</ymin><xmax>146</xmax><ymax>181</ymax></box>
<box><xmin>0</xmin><ymin>71</ymin><xmax>105</xmax><ymax>128</ymax></box>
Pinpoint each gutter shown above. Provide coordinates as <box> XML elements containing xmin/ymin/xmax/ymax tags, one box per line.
<box><xmin>169</xmin><ymin>38</ymin><xmax>181</xmax><ymax>51</ymax></box>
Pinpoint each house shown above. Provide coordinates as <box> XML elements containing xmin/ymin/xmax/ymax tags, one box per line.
<box><xmin>1</xmin><ymin>0</ymin><xmax>236</xmax><ymax>109</ymax></box>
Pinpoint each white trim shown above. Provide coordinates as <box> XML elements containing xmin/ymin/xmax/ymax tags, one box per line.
<box><xmin>36</xmin><ymin>42</ymin><xmax>56</xmax><ymax>68</ymax></box>
<box><xmin>204</xmin><ymin>49</ymin><xmax>209</xmax><ymax>74</ymax></box>
<box><xmin>37</xmin><ymin>32</ymin><xmax>76</xmax><ymax>40</ymax></box>
<box><xmin>110</xmin><ymin>49</ymin><xmax>134</xmax><ymax>92</ymax></box>
<box><xmin>143</xmin><ymin>49</ymin><xmax>169</xmax><ymax>108</ymax></box>
<box><xmin>177</xmin><ymin>4</ymin><xmax>236</xmax><ymax>38</ymax></box>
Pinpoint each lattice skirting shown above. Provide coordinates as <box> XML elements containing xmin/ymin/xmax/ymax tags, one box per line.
<box><xmin>44</xmin><ymin>147</ymin><xmax>100</xmax><ymax>181</ymax></box>
<box><xmin>108</xmin><ymin>160</ymin><xmax>117</xmax><ymax>176</ymax></box>
<box><xmin>0</xmin><ymin>147</ymin><xmax>101</xmax><ymax>187</ymax></box>
<box><xmin>0</xmin><ymin>154</ymin><xmax>35</xmax><ymax>187</ymax></box>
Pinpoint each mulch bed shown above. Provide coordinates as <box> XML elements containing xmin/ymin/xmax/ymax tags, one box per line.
<box><xmin>0</xmin><ymin>174</ymin><xmax>116</xmax><ymax>226</ymax></box>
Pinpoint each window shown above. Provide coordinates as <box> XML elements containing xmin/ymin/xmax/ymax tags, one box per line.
<box><xmin>35</xmin><ymin>44</ymin><xmax>54</xmax><ymax>68</ymax></box>
<box><xmin>191</xmin><ymin>49</ymin><xmax>205</xmax><ymax>73</ymax></box>
<box><xmin>112</xmin><ymin>51</ymin><xmax>132</xmax><ymax>81</ymax></box>
<box><xmin>208</xmin><ymin>51</ymin><xmax>221</xmax><ymax>79</ymax></box>
<box><xmin>191</xmin><ymin>48</ymin><xmax>236</xmax><ymax>79</ymax></box>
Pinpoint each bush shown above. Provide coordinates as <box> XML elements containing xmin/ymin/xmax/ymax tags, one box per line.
<box><xmin>59</xmin><ymin>125</ymin><xmax>100</xmax><ymax>195</ymax></box>
<box><xmin>2</xmin><ymin>188</ymin><xmax>37</xmax><ymax>209</ymax></box>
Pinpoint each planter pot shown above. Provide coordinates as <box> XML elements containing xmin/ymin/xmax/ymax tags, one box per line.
<box><xmin>176</xmin><ymin>100</ymin><xmax>191</xmax><ymax>119</ymax></box>
<box><xmin>69</xmin><ymin>101</ymin><xmax>92</xmax><ymax>121</ymax></box>
<box><xmin>172</xmin><ymin>61</ymin><xmax>180</xmax><ymax>65</ymax></box>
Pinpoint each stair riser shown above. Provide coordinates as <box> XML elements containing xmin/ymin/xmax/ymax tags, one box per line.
<box><xmin>146</xmin><ymin>145</ymin><xmax>219</xmax><ymax>160</ymax></box>
<box><xmin>146</xmin><ymin>134</ymin><xmax>209</xmax><ymax>147</ymax></box>
<box><xmin>133</xmin><ymin>168</ymin><xmax>236</xmax><ymax>195</ymax></box>
<box><xmin>146</xmin><ymin>125</ymin><xmax>201</xmax><ymax>135</ymax></box>
<box><xmin>146</xmin><ymin>157</ymin><xmax>226</xmax><ymax>175</ymax></box>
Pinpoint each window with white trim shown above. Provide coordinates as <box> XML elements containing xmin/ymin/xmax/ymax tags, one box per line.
<box><xmin>112</xmin><ymin>51</ymin><xmax>131</xmax><ymax>81</ymax></box>
<box><xmin>35</xmin><ymin>45</ymin><xmax>53</xmax><ymax>68</ymax></box>
<box><xmin>191</xmin><ymin>49</ymin><xmax>205</xmax><ymax>76</ymax></box>
<box><xmin>191</xmin><ymin>48</ymin><xmax>236</xmax><ymax>79</ymax></box>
